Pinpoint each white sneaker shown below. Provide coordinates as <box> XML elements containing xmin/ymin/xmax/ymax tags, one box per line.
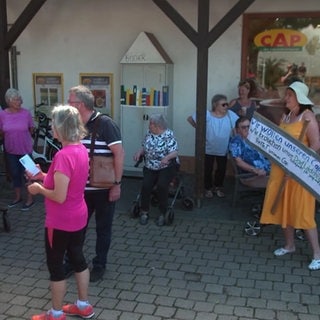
<box><xmin>308</xmin><ymin>259</ymin><xmax>320</xmax><ymax>270</ymax></box>
<box><xmin>273</xmin><ymin>247</ymin><xmax>295</xmax><ymax>256</ymax></box>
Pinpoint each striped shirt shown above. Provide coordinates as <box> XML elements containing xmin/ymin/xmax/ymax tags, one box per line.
<box><xmin>83</xmin><ymin>111</ymin><xmax>122</xmax><ymax>190</ymax></box>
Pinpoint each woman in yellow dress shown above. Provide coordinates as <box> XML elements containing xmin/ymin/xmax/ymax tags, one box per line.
<box><xmin>260</xmin><ymin>81</ymin><xmax>320</xmax><ymax>271</ymax></box>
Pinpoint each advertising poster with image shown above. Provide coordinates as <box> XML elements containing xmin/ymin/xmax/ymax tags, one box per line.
<box><xmin>80</xmin><ymin>73</ymin><xmax>113</xmax><ymax>117</ymax></box>
<box><xmin>33</xmin><ymin>73</ymin><xmax>64</xmax><ymax>117</ymax></box>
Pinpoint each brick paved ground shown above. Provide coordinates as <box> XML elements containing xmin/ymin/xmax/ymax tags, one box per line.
<box><xmin>1</xmin><ymin>176</ymin><xmax>320</xmax><ymax>320</ymax></box>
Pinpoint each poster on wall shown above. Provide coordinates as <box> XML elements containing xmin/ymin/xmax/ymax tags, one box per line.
<box><xmin>32</xmin><ymin>73</ymin><xmax>64</xmax><ymax>117</ymax></box>
<box><xmin>79</xmin><ymin>73</ymin><xmax>113</xmax><ymax>117</ymax></box>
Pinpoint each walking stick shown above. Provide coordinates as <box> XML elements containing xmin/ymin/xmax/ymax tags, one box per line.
<box><xmin>271</xmin><ymin>119</ymin><xmax>310</xmax><ymax>214</ymax></box>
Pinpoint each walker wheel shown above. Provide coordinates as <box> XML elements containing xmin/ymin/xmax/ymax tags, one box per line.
<box><xmin>251</xmin><ymin>204</ymin><xmax>262</xmax><ymax>214</ymax></box>
<box><xmin>244</xmin><ymin>220</ymin><xmax>262</xmax><ymax>236</ymax></box>
<box><xmin>130</xmin><ymin>202</ymin><xmax>140</xmax><ymax>219</ymax></box>
<box><xmin>182</xmin><ymin>197</ymin><xmax>194</xmax><ymax>210</ymax></box>
<box><xmin>164</xmin><ymin>208</ymin><xmax>174</xmax><ymax>225</ymax></box>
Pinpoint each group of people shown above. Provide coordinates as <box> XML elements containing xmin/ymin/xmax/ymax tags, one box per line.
<box><xmin>187</xmin><ymin>79</ymin><xmax>320</xmax><ymax>272</ymax></box>
<box><xmin>0</xmin><ymin>85</ymin><xmax>124</xmax><ymax>320</ymax></box>
<box><xmin>1</xmin><ymin>76</ymin><xmax>320</xmax><ymax>319</ymax></box>
<box><xmin>137</xmin><ymin>78</ymin><xmax>320</xmax><ymax>274</ymax></box>
<box><xmin>187</xmin><ymin>79</ymin><xmax>258</xmax><ymax>198</ymax></box>
<box><xmin>132</xmin><ymin>79</ymin><xmax>260</xmax><ymax>224</ymax></box>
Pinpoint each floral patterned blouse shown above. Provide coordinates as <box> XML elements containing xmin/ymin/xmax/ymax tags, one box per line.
<box><xmin>229</xmin><ymin>134</ymin><xmax>271</xmax><ymax>173</ymax></box>
<box><xmin>142</xmin><ymin>129</ymin><xmax>178</xmax><ymax>170</ymax></box>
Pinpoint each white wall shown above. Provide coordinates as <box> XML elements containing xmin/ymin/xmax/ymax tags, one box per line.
<box><xmin>7</xmin><ymin>0</ymin><xmax>320</xmax><ymax>156</ymax></box>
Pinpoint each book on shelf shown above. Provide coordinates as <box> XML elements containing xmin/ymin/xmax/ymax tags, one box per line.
<box><xmin>158</xmin><ymin>91</ymin><xmax>162</xmax><ymax>106</ymax></box>
<box><xmin>162</xmin><ymin>85</ymin><xmax>169</xmax><ymax>106</ymax></box>
<box><xmin>141</xmin><ymin>87</ymin><xmax>147</xmax><ymax>106</ymax></box>
<box><xmin>136</xmin><ymin>88</ymin><xmax>142</xmax><ymax>106</ymax></box>
<box><xmin>132</xmin><ymin>85</ymin><xmax>137</xmax><ymax>105</ymax></box>
<box><xmin>150</xmin><ymin>88</ymin><xmax>155</xmax><ymax>107</ymax></box>
<box><xmin>126</xmin><ymin>89</ymin><xmax>132</xmax><ymax>105</ymax></box>
<box><xmin>146</xmin><ymin>94</ymin><xmax>151</xmax><ymax>106</ymax></box>
<box><xmin>121</xmin><ymin>85</ymin><xmax>169</xmax><ymax>106</ymax></box>
<box><xmin>153</xmin><ymin>90</ymin><xmax>159</xmax><ymax>106</ymax></box>
<box><xmin>120</xmin><ymin>85</ymin><xmax>126</xmax><ymax>105</ymax></box>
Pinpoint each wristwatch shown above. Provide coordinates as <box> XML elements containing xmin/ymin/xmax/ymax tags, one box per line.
<box><xmin>113</xmin><ymin>181</ymin><xmax>122</xmax><ymax>185</ymax></box>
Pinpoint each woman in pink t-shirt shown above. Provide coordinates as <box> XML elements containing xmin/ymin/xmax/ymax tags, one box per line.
<box><xmin>0</xmin><ymin>88</ymin><xmax>35</xmax><ymax>210</ymax></box>
<box><xmin>28</xmin><ymin>105</ymin><xmax>94</xmax><ymax>320</ymax></box>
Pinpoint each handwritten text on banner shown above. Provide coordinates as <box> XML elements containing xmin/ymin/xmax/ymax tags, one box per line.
<box><xmin>247</xmin><ymin>113</ymin><xmax>320</xmax><ymax>201</ymax></box>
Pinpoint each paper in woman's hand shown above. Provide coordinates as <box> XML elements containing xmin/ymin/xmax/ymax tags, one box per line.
<box><xmin>19</xmin><ymin>154</ymin><xmax>40</xmax><ymax>176</ymax></box>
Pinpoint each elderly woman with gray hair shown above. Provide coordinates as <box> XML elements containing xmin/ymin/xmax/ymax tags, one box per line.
<box><xmin>0</xmin><ymin>88</ymin><xmax>35</xmax><ymax>210</ymax></box>
<box><xmin>133</xmin><ymin>113</ymin><xmax>178</xmax><ymax>227</ymax></box>
<box><xmin>187</xmin><ymin>94</ymin><xmax>238</xmax><ymax>198</ymax></box>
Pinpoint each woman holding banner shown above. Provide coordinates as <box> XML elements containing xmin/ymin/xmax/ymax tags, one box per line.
<box><xmin>260</xmin><ymin>81</ymin><xmax>320</xmax><ymax>271</ymax></box>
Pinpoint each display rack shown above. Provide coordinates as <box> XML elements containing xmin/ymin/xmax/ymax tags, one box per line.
<box><xmin>120</xmin><ymin>32</ymin><xmax>173</xmax><ymax>176</ymax></box>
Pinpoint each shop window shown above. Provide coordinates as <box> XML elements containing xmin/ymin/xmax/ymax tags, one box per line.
<box><xmin>242</xmin><ymin>12</ymin><xmax>320</xmax><ymax>105</ymax></box>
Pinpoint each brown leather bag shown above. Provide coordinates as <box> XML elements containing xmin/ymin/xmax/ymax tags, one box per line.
<box><xmin>89</xmin><ymin>115</ymin><xmax>115</xmax><ymax>188</ymax></box>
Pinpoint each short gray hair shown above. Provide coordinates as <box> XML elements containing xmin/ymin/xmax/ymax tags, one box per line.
<box><xmin>149</xmin><ymin>113</ymin><xmax>168</xmax><ymax>130</ymax></box>
<box><xmin>69</xmin><ymin>85</ymin><xmax>95</xmax><ymax>111</ymax></box>
<box><xmin>211</xmin><ymin>94</ymin><xmax>227</xmax><ymax>111</ymax></box>
<box><xmin>5</xmin><ymin>88</ymin><xmax>22</xmax><ymax>103</ymax></box>
<box><xmin>51</xmin><ymin>105</ymin><xmax>87</xmax><ymax>142</ymax></box>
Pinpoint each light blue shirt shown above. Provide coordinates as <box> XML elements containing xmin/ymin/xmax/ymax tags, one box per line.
<box><xmin>192</xmin><ymin>110</ymin><xmax>238</xmax><ymax>156</ymax></box>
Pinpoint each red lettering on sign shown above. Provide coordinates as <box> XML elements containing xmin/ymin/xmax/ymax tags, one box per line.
<box><xmin>290</xmin><ymin>35</ymin><xmax>301</xmax><ymax>46</ymax></box>
<box><xmin>261</xmin><ymin>35</ymin><xmax>272</xmax><ymax>46</ymax></box>
<box><xmin>254</xmin><ymin>29</ymin><xmax>307</xmax><ymax>48</ymax></box>
<box><xmin>273</xmin><ymin>33</ymin><xmax>287</xmax><ymax>47</ymax></box>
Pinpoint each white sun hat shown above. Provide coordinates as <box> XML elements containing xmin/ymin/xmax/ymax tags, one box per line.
<box><xmin>288</xmin><ymin>81</ymin><xmax>313</xmax><ymax>105</ymax></box>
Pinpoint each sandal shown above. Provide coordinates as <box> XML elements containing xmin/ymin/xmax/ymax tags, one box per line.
<box><xmin>205</xmin><ymin>190</ymin><xmax>213</xmax><ymax>198</ymax></box>
<box><xmin>216</xmin><ymin>190</ymin><xmax>225</xmax><ymax>198</ymax></box>
<box><xmin>308</xmin><ymin>259</ymin><xmax>320</xmax><ymax>271</ymax></box>
<box><xmin>273</xmin><ymin>247</ymin><xmax>295</xmax><ymax>256</ymax></box>
<box><xmin>214</xmin><ymin>188</ymin><xmax>225</xmax><ymax>198</ymax></box>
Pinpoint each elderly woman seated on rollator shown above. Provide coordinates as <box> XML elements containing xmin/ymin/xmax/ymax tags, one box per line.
<box><xmin>133</xmin><ymin>113</ymin><xmax>178</xmax><ymax>227</ymax></box>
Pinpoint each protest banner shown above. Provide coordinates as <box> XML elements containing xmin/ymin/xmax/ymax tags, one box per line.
<box><xmin>247</xmin><ymin>112</ymin><xmax>320</xmax><ymax>202</ymax></box>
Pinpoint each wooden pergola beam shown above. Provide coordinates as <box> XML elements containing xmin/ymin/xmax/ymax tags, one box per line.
<box><xmin>0</xmin><ymin>0</ymin><xmax>255</xmax><ymax>205</ymax></box>
<box><xmin>153</xmin><ymin>0</ymin><xmax>255</xmax><ymax>206</ymax></box>
<box><xmin>0</xmin><ymin>0</ymin><xmax>47</xmax><ymax>108</ymax></box>
<box><xmin>5</xmin><ymin>0</ymin><xmax>47</xmax><ymax>49</ymax></box>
